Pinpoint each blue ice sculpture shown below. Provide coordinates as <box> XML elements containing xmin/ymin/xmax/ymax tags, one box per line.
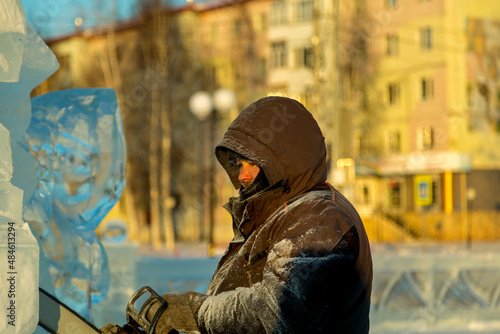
<box><xmin>22</xmin><ymin>88</ymin><xmax>126</xmax><ymax>318</ymax></box>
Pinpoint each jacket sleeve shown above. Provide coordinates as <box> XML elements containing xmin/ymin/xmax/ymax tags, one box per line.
<box><xmin>196</xmin><ymin>211</ymin><xmax>365</xmax><ymax>334</ymax></box>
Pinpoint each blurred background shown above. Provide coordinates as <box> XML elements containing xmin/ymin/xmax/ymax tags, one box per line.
<box><xmin>21</xmin><ymin>0</ymin><xmax>500</xmax><ymax>332</ymax></box>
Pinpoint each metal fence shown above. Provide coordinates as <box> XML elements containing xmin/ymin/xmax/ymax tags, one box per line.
<box><xmin>370</xmin><ymin>248</ymin><xmax>500</xmax><ymax>333</ymax></box>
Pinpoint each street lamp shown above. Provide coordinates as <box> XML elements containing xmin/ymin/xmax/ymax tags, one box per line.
<box><xmin>189</xmin><ymin>88</ymin><xmax>236</xmax><ymax>256</ymax></box>
<box><xmin>466</xmin><ymin>187</ymin><xmax>476</xmax><ymax>250</ymax></box>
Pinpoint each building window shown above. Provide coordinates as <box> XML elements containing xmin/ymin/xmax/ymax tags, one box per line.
<box><xmin>354</xmin><ymin>132</ymin><xmax>371</xmax><ymax>156</ymax></box>
<box><xmin>362</xmin><ymin>185</ymin><xmax>371</xmax><ymax>204</ymax></box>
<box><xmin>386</xmin><ymin>0</ymin><xmax>398</xmax><ymax>8</ymax></box>
<box><xmin>386</xmin><ymin>34</ymin><xmax>399</xmax><ymax>56</ymax></box>
<box><xmin>271</xmin><ymin>41</ymin><xmax>287</xmax><ymax>68</ymax></box>
<box><xmin>388</xmin><ymin>179</ymin><xmax>402</xmax><ymax>208</ymax></box>
<box><xmin>387</xmin><ymin>82</ymin><xmax>400</xmax><ymax>105</ymax></box>
<box><xmin>259</xmin><ymin>58</ymin><xmax>267</xmax><ymax>77</ymax></box>
<box><xmin>387</xmin><ymin>130</ymin><xmax>400</xmax><ymax>153</ymax></box>
<box><xmin>356</xmin><ymin>182</ymin><xmax>375</xmax><ymax>206</ymax></box>
<box><xmin>116</xmin><ymin>45</ymin><xmax>126</xmax><ymax>62</ymax></box>
<box><xmin>295</xmin><ymin>47</ymin><xmax>314</xmax><ymax>68</ymax></box>
<box><xmin>421</xmin><ymin>77</ymin><xmax>434</xmax><ymax>100</ymax></box>
<box><xmin>417</xmin><ymin>126</ymin><xmax>434</xmax><ymax>150</ymax></box>
<box><xmin>296</xmin><ymin>0</ymin><xmax>314</xmax><ymax>22</ymax></box>
<box><xmin>270</xmin><ymin>1</ymin><xmax>287</xmax><ymax>26</ymax></box>
<box><xmin>55</xmin><ymin>54</ymin><xmax>73</xmax><ymax>88</ymax></box>
<box><xmin>420</xmin><ymin>27</ymin><xmax>433</xmax><ymax>50</ymax></box>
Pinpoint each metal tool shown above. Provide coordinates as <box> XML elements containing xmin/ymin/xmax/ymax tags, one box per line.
<box><xmin>38</xmin><ymin>287</ymin><xmax>101</xmax><ymax>334</ymax></box>
<box><xmin>126</xmin><ymin>286</ymin><xmax>168</xmax><ymax>333</ymax></box>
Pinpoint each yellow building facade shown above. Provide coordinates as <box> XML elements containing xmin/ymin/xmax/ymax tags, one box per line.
<box><xmin>354</xmin><ymin>0</ymin><xmax>500</xmax><ymax>242</ymax></box>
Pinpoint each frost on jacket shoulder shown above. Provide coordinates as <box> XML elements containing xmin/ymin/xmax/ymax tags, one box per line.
<box><xmin>197</xmin><ymin>97</ymin><xmax>373</xmax><ymax>334</ymax></box>
<box><xmin>198</xmin><ymin>186</ymin><xmax>372</xmax><ymax>334</ymax></box>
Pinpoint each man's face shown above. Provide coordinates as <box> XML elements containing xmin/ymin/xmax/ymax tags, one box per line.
<box><xmin>237</xmin><ymin>160</ymin><xmax>260</xmax><ymax>188</ymax></box>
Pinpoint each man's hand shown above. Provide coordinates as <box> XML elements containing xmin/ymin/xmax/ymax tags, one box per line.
<box><xmin>144</xmin><ymin>292</ymin><xmax>207</xmax><ymax>334</ymax></box>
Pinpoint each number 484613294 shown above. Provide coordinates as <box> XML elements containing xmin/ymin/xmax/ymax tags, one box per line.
<box><xmin>7</xmin><ymin>222</ymin><xmax>16</xmax><ymax>270</ymax></box>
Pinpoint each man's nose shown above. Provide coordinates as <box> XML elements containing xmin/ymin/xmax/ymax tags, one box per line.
<box><xmin>238</xmin><ymin>167</ymin><xmax>250</xmax><ymax>182</ymax></box>
<box><xmin>238</xmin><ymin>165</ymin><xmax>253</xmax><ymax>187</ymax></box>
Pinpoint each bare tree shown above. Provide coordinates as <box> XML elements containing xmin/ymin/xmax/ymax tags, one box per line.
<box><xmin>85</xmin><ymin>0</ymin><xmax>148</xmax><ymax>242</ymax></box>
<box><xmin>138</xmin><ymin>0</ymin><xmax>210</xmax><ymax>248</ymax></box>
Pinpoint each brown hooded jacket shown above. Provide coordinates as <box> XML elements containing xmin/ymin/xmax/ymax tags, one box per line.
<box><xmin>196</xmin><ymin>96</ymin><xmax>373</xmax><ymax>334</ymax></box>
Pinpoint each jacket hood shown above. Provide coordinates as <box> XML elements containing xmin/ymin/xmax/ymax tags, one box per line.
<box><xmin>216</xmin><ymin>96</ymin><xmax>327</xmax><ymax>199</ymax></box>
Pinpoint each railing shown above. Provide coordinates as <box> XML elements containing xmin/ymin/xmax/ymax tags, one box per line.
<box><xmin>370</xmin><ymin>249</ymin><xmax>500</xmax><ymax>333</ymax></box>
<box><xmin>376</xmin><ymin>206</ymin><xmax>422</xmax><ymax>239</ymax></box>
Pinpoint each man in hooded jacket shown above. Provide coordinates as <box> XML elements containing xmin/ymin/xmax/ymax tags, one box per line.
<box><xmin>105</xmin><ymin>96</ymin><xmax>372</xmax><ymax>334</ymax></box>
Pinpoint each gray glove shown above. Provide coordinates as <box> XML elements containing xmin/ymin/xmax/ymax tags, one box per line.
<box><xmin>145</xmin><ymin>292</ymin><xmax>208</xmax><ymax>334</ymax></box>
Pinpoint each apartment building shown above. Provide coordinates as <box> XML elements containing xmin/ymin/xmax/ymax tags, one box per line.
<box><xmin>353</xmin><ymin>0</ymin><xmax>500</xmax><ymax>241</ymax></box>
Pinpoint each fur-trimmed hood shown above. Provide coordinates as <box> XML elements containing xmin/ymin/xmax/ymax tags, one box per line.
<box><xmin>216</xmin><ymin>96</ymin><xmax>327</xmax><ymax>200</ymax></box>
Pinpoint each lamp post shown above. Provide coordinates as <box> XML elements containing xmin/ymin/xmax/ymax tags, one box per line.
<box><xmin>466</xmin><ymin>187</ymin><xmax>476</xmax><ymax>250</ymax></box>
<box><xmin>189</xmin><ymin>88</ymin><xmax>236</xmax><ymax>256</ymax></box>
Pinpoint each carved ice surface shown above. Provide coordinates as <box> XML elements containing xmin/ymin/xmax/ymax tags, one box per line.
<box><xmin>0</xmin><ymin>122</ymin><xmax>13</xmax><ymax>181</ymax></box>
<box><xmin>1</xmin><ymin>21</ymin><xmax>59</xmax><ymax>208</ymax></box>
<box><xmin>23</xmin><ymin>88</ymin><xmax>126</xmax><ymax>318</ymax></box>
<box><xmin>0</xmin><ymin>124</ymin><xmax>40</xmax><ymax>334</ymax></box>
<box><xmin>0</xmin><ymin>0</ymin><xmax>25</xmax><ymax>83</ymax></box>
<box><xmin>3</xmin><ymin>0</ymin><xmax>125</xmax><ymax>327</ymax></box>
<box><xmin>1</xmin><ymin>0</ymin><xmax>57</xmax><ymax>333</ymax></box>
